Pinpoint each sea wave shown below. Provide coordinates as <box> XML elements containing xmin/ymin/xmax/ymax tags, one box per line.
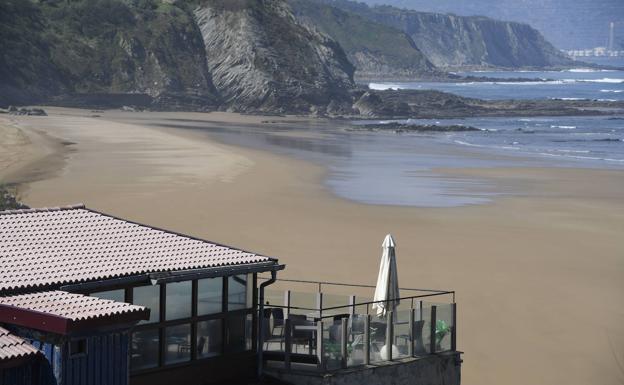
<box><xmin>460</xmin><ymin>78</ymin><xmax>624</xmax><ymax>86</ymax></box>
<box><xmin>564</xmin><ymin>68</ymin><xmax>615</xmax><ymax>73</ymax></box>
<box><xmin>574</xmin><ymin>78</ymin><xmax>624</xmax><ymax>84</ymax></box>
<box><xmin>550</xmin><ymin>125</ymin><xmax>577</xmax><ymax>129</ymax></box>
<box><xmin>453</xmin><ymin>140</ymin><xmax>520</xmax><ymax>150</ymax></box>
<box><xmin>539</xmin><ymin>152</ymin><xmax>624</xmax><ymax>162</ymax></box>
<box><xmin>600</xmin><ymin>89</ymin><xmax>623</xmax><ymax>93</ymax></box>
<box><xmin>551</xmin><ymin>138</ymin><xmax>622</xmax><ymax>143</ymax></box>
<box><xmin>368</xmin><ymin>83</ymin><xmax>415</xmax><ymax>90</ymax></box>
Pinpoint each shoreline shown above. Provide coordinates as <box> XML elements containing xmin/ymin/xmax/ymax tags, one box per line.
<box><xmin>0</xmin><ymin>108</ymin><xmax>623</xmax><ymax>385</ymax></box>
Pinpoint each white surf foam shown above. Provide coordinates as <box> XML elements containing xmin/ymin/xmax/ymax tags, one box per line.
<box><xmin>368</xmin><ymin>83</ymin><xmax>413</xmax><ymax>90</ymax></box>
<box><xmin>550</xmin><ymin>125</ymin><xmax>577</xmax><ymax>129</ymax></box>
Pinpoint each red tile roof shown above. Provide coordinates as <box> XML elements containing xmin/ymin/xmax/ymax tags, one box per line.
<box><xmin>0</xmin><ymin>291</ymin><xmax>149</xmax><ymax>334</ymax></box>
<box><xmin>0</xmin><ymin>326</ymin><xmax>40</xmax><ymax>363</ymax></box>
<box><xmin>0</xmin><ymin>206</ymin><xmax>274</xmax><ymax>291</ymax></box>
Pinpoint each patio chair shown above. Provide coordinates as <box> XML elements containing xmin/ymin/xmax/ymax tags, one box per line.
<box><xmin>290</xmin><ymin>314</ymin><xmax>315</xmax><ymax>354</ymax></box>
<box><xmin>262</xmin><ymin>308</ymin><xmax>284</xmax><ymax>350</ymax></box>
<box><xmin>271</xmin><ymin>308</ymin><xmax>285</xmax><ymax>337</ymax></box>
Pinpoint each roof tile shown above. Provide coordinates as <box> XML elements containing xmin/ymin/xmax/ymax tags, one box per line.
<box><xmin>0</xmin><ymin>207</ymin><xmax>273</xmax><ymax>291</ymax></box>
<box><xmin>0</xmin><ymin>326</ymin><xmax>39</xmax><ymax>362</ymax></box>
<box><xmin>0</xmin><ymin>291</ymin><xmax>147</xmax><ymax>321</ymax></box>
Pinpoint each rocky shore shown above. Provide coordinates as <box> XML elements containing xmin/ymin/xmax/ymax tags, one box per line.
<box><xmin>346</xmin><ymin>122</ymin><xmax>480</xmax><ymax>133</ymax></box>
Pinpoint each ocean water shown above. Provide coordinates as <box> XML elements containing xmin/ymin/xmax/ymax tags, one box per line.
<box><xmin>170</xmin><ymin>69</ymin><xmax>624</xmax><ymax>207</ymax></box>
<box><xmin>369</xmin><ymin>68</ymin><xmax>624</xmax><ymax>101</ymax></box>
<box><xmin>365</xmin><ymin>69</ymin><xmax>624</xmax><ymax>170</ymax></box>
<box><xmin>353</xmin><ymin>115</ymin><xmax>624</xmax><ymax>166</ymax></box>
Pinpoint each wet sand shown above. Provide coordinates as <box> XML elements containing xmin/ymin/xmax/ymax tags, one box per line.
<box><xmin>1</xmin><ymin>107</ymin><xmax>623</xmax><ymax>385</ymax></box>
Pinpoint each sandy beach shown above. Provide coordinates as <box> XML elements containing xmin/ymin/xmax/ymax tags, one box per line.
<box><xmin>1</xmin><ymin>107</ymin><xmax>623</xmax><ymax>385</ymax></box>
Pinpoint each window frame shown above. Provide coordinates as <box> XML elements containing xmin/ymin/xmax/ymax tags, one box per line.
<box><xmin>124</xmin><ymin>273</ymin><xmax>257</xmax><ymax>375</ymax></box>
<box><xmin>69</xmin><ymin>338</ymin><xmax>88</xmax><ymax>358</ymax></box>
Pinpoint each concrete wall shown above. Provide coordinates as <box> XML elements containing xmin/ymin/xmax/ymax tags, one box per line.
<box><xmin>266</xmin><ymin>352</ymin><xmax>462</xmax><ymax>385</ymax></box>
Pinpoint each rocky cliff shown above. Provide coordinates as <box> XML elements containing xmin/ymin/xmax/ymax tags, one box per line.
<box><xmin>0</xmin><ymin>0</ymin><xmax>355</xmax><ymax>113</ymax></box>
<box><xmin>193</xmin><ymin>0</ymin><xmax>355</xmax><ymax>114</ymax></box>
<box><xmin>0</xmin><ymin>0</ymin><xmax>220</xmax><ymax>109</ymax></box>
<box><xmin>287</xmin><ymin>0</ymin><xmax>442</xmax><ymax>80</ymax></box>
<box><xmin>321</xmin><ymin>0</ymin><xmax>575</xmax><ymax>69</ymax></box>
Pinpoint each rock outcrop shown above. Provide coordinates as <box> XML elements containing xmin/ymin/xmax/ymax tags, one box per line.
<box><xmin>0</xmin><ymin>0</ymin><xmax>220</xmax><ymax>109</ymax></box>
<box><xmin>320</xmin><ymin>0</ymin><xmax>575</xmax><ymax>69</ymax></box>
<box><xmin>194</xmin><ymin>0</ymin><xmax>355</xmax><ymax>114</ymax></box>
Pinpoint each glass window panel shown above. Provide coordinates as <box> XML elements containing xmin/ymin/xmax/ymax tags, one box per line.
<box><xmin>131</xmin><ymin>329</ymin><xmax>159</xmax><ymax>371</ymax></box>
<box><xmin>197</xmin><ymin>319</ymin><xmax>222</xmax><ymax>358</ymax></box>
<box><xmin>91</xmin><ymin>289</ymin><xmax>124</xmax><ymax>303</ymax></box>
<box><xmin>228</xmin><ymin>275</ymin><xmax>248</xmax><ymax>311</ymax></box>
<box><xmin>133</xmin><ymin>285</ymin><xmax>160</xmax><ymax>324</ymax></box>
<box><xmin>227</xmin><ymin>314</ymin><xmax>252</xmax><ymax>353</ymax></box>
<box><xmin>197</xmin><ymin>277</ymin><xmax>223</xmax><ymax>315</ymax></box>
<box><xmin>165</xmin><ymin>324</ymin><xmax>191</xmax><ymax>365</ymax></box>
<box><xmin>165</xmin><ymin>281</ymin><xmax>192</xmax><ymax>321</ymax></box>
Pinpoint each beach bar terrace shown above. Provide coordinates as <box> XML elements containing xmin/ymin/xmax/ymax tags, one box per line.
<box><xmin>0</xmin><ymin>205</ymin><xmax>461</xmax><ymax>385</ymax></box>
<box><xmin>259</xmin><ymin>279</ymin><xmax>461</xmax><ymax>385</ymax></box>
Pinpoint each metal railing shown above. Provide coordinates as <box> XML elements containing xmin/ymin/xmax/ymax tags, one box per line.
<box><xmin>258</xmin><ymin>278</ymin><xmax>456</xmax><ymax>372</ymax></box>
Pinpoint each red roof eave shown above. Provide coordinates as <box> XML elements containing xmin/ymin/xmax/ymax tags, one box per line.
<box><xmin>0</xmin><ymin>304</ymin><xmax>149</xmax><ymax>335</ymax></box>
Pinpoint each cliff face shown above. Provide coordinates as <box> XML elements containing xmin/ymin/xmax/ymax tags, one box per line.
<box><xmin>287</xmin><ymin>0</ymin><xmax>441</xmax><ymax>80</ymax></box>
<box><xmin>323</xmin><ymin>0</ymin><xmax>575</xmax><ymax>69</ymax></box>
<box><xmin>1</xmin><ymin>0</ymin><xmax>355</xmax><ymax>113</ymax></box>
<box><xmin>194</xmin><ymin>0</ymin><xmax>355</xmax><ymax>114</ymax></box>
<box><xmin>0</xmin><ymin>0</ymin><xmax>220</xmax><ymax>109</ymax></box>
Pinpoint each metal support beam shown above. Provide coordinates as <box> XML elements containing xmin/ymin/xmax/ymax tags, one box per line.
<box><xmin>348</xmin><ymin>295</ymin><xmax>356</xmax><ymax>317</ymax></box>
<box><xmin>451</xmin><ymin>303</ymin><xmax>457</xmax><ymax>351</ymax></box>
<box><xmin>364</xmin><ymin>315</ymin><xmax>370</xmax><ymax>365</ymax></box>
<box><xmin>408</xmin><ymin>308</ymin><xmax>415</xmax><ymax>357</ymax></box>
<box><xmin>284</xmin><ymin>319</ymin><xmax>292</xmax><ymax>371</ymax></box>
<box><xmin>316</xmin><ymin>320</ymin><xmax>325</xmax><ymax>371</ymax></box>
<box><xmin>257</xmin><ymin>270</ymin><xmax>277</xmax><ymax>378</ymax></box>
<box><xmin>341</xmin><ymin>317</ymin><xmax>348</xmax><ymax>368</ymax></box>
<box><xmin>284</xmin><ymin>290</ymin><xmax>291</xmax><ymax>319</ymax></box>
<box><xmin>386</xmin><ymin>311</ymin><xmax>394</xmax><ymax>361</ymax></box>
<box><xmin>316</xmin><ymin>292</ymin><xmax>323</xmax><ymax>319</ymax></box>
<box><xmin>430</xmin><ymin>306</ymin><xmax>437</xmax><ymax>354</ymax></box>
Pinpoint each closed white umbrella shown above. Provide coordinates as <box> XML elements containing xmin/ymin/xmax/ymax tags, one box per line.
<box><xmin>372</xmin><ymin>234</ymin><xmax>400</xmax><ymax>317</ymax></box>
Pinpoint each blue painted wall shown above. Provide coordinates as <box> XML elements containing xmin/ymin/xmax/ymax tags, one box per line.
<box><xmin>61</xmin><ymin>333</ymin><xmax>129</xmax><ymax>385</ymax></box>
<box><xmin>3</xmin><ymin>332</ymin><xmax>130</xmax><ymax>385</ymax></box>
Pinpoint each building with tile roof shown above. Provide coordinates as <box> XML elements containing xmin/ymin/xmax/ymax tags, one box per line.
<box><xmin>0</xmin><ymin>205</ymin><xmax>283</xmax><ymax>385</ymax></box>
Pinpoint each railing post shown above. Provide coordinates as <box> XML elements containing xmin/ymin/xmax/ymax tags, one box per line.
<box><xmin>408</xmin><ymin>308</ymin><xmax>415</xmax><ymax>357</ymax></box>
<box><xmin>451</xmin><ymin>303</ymin><xmax>457</xmax><ymax>351</ymax></box>
<box><xmin>316</xmin><ymin>292</ymin><xmax>323</xmax><ymax>319</ymax></box>
<box><xmin>418</xmin><ymin>300</ymin><xmax>423</xmax><ymax>321</ymax></box>
<box><xmin>316</xmin><ymin>320</ymin><xmax>325</xmax><ymax>371</ymax></box>
<box><xmin>386</xmin><ymin>311</ymin><xmax>393</xmax><ymax>361</ymax></box>
<box><xmin>284</xmin><ymin>318</ymin><xmax>292</xmax><ymax>371</ymax></box>
<box><xmin>284</xmin><ymin>290</ymin><xmax>291</xmax><ymax>319</ymax></box>
<box><xmin>364</xmin><ymin>314</ymin><xmax>370</xmax><ymax>365</ymax></box>
<box><xmin>341</xmin><ymin>317</ymin><xmax>348</xmax><ymax>368</ymax></box>
<box><xmin>348</xmin><ymin>295</ymin><xmax>356</xmax><ymax>317</ymax></box>
<box><xmin>430</xmin><ymin>306</ymin><xmax>437</xmax><ymax>354</ymax></box>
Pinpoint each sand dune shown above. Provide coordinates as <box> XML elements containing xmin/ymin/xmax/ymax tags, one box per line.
<box><xmin>1</xmin><ymin>107</ymin><xmax>623</xmax><ymax>385</ymax></box>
